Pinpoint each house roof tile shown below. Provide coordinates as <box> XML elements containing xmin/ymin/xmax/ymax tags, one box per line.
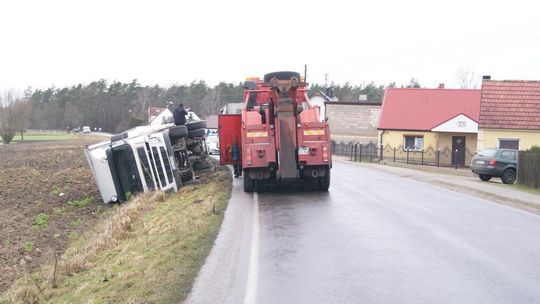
<box><xmin>148</xmin><ymin>106</ymin><xmax>165</xmax><ymax>116</ymax></box>
<box><xmin>379</xmin><ymin>88</ymin><xmax>481</xmax><ymax>131</ymax></box>
<box><xmin>480</xmin><ymin>80</ymin><xmax>540</xmax><ymax>130</ymax></box>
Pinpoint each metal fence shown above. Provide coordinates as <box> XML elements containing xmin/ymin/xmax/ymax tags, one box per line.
<box><xmin>332</xmin><ymin>141</ymin><xmax>379</xmax><ymax>163</ymax></box>
<box><xmin>518</xmin><ymin>152</ymin><xmax>540</xmax><ymax>189</ymax></box>
<box><xmin>331</xmin><ymin>141</ymin><xmax>476</xmax><ymax>168</ymax></box>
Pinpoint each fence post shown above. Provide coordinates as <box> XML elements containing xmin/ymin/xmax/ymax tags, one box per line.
<box><xmin>393</xmin><ymin>147</ymin><xmax>396</xmax><ymax>162</ymax></box>
<box><xmin>380</xmin><ymin>145</ymin><xmax>383</xmax><ymax>163</ymax></box>
<box><xmin>437</xmin><ymin>149</ymin><xmax>440</xmax><ymax>168</ymax></box>
<box><xmin>369</xmin><ymin>141</ymin><xmax>373</xmax><ymax>163</ymax></box>
<box><xmin>359</xmin><ymin>144</ymin><xmax>363</xmax><ymax>163</ymax></box>
<box><xmin>406</xmin><ymin>149</ymin><xmax>409</xmax><ymax>164</ymax></box>
<box><xmin>421</xmin><ymin>149</ymin><xmax>424</xmax><ymax>166</ymax></box>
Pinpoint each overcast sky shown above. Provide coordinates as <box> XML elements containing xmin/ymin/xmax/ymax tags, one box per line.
<box><xmin>1</xmin><ymin>0</ymin><xmax>539</xmax><ymax>92</ymax></box>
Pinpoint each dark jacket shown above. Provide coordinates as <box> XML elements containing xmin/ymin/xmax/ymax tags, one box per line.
<box><xmin>173</xmin><ymin>106</ymin><xmax>188</xmax><ymax>125</ymax></box>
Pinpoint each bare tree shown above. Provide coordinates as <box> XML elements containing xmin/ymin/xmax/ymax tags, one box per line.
<box><xmin>406</xmin><ymin>78</ymin><xmax>421</xmax><ymax>88</ymax></box>
<box><xmin>0</xmin><ymin>92</ymin><xmax>30</xmax><ymax>144</ymax></box>
<box><xmin>456</xmin><ymin>68</ymin><xmax>477</xmax><ymax>89</ymax></box>
<box><xmin>136</xmin><ymin>87</ymin><xmax>150</xmax><ymax>117</ymax></box>
<box><xmin>201</xmin><ymin>89</ymin><xmax>219</xmax><ymax>118</ymax></box>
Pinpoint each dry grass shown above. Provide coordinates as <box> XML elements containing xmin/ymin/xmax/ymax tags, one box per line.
<box><xmin>1</xmin><ymin>165</ymin><xmax>232</xmax><ymax>303</ymax></box>
<box><xmin>61</xmin><ymin>191</ymin><xmax>166</xmax><ymax>275</ymax></box>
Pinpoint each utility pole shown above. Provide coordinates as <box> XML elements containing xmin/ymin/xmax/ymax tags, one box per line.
<box><xmin>324</xmin><ymin>73</ymin><xmax>328</xmax><ymax>89</ymax></box>
<box><xmin>304</xmin><ymin>64</ymin><xmax>307</xmax><ymax>83</ymax></box>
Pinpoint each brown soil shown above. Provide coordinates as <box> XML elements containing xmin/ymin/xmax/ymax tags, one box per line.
<box><xmin>0</xmin><ymin>137</ymin><xmax>111</xmax><ymax>292</ymax></box>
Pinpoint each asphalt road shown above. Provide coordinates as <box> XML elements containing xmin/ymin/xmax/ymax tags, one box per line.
<box><xmin>186</xmin><ymin>160</ymin><xmax>540</xmax><ymax>304</ymax></box>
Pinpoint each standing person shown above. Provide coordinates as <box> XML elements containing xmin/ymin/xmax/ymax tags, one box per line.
<box><xmin>173</xmin><ymin>103</ymin><xmax>188</xmax><ymax>126</ymax></box>
<box><xmin>232</xmin><ymin>141</ymin><xmax>242</xmax><ymax>178</ymax></box>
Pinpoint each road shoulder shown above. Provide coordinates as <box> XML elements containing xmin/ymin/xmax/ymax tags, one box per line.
<box><xmin>185</xmin><ymin>172</ymin><xmax>254</xmax><ymax>304</ymax></box>
<box><xmin>335</xmin><ymin>157</ymin><xmax>540</xmax><ymax>215</ymax></box>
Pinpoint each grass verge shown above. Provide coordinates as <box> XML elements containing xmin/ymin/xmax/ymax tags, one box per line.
<box><xmin>12</xmin><ymin>133</ymin><xmax>75</xmax><ymax>142</ymax></box>
<box><xmin>1</xmin><ymin>166</ymin><xmax>232</xmax><ymax>304</ymax></box>
<box><xmin>510</xmin><ymin>183</ymin><xmax>540</xmax><ymax>196</ymax></box>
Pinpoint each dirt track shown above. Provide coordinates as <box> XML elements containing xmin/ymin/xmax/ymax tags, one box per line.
<box><xmin>0</xmin><ymin>137</ymin><xmax>109</xmax><ymax>292</ymax></box>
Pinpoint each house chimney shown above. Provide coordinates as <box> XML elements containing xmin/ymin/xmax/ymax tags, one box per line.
<box><xmin>482</xmin><ymin>75</ymin><xmax>491</xmax><ymax>80</ymax></box>
<box><xmin>438</xmin><ymin>83</ymin><xmax>445</xmax><ymax>89</ymax></box>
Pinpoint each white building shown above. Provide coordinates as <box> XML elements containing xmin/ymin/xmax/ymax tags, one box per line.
<box><xmin>308</xmin><ymin>90</ymin><xmax>338</xmax><ymax>122</ymax></box>
<box><xmin>148</xmin><ymin>106</ymin><xmax>201</xmax><ymax>126</ymax></box>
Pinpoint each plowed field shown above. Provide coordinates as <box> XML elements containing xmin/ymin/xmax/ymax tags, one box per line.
<box><xmin>0</xmin><ymin>137</ymin><xmax>109</xmax><ymax>292</ymax></box>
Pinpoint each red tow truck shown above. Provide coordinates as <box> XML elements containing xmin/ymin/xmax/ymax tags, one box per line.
<box><xmin>219</xmin><ymin>71</ymin><xmax>332</xmax><ymax>192</ymax></box>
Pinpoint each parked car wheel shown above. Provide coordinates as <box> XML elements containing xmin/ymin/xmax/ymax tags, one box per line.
<box><xmin>168</xmin><ymin>125</ymin><xmax>188</xmax><ymax>141</ymax></box>
<box><xmin>479</xmin><ymin>174</ymin><xmax>492</xmax><ymax>182</ymax></box>
<box><xmin>186</xmin><ymin>120</ymin><xmax>206</xmax><ymax>131</ymax></box>
<box><xmin>501</xmin><ymin>169</ymin><xmax>516</xmax><ymax>184</ymax></box>
<box><xmin>188</xmin><ymin>127</ymin><xmax>205</xmax><ymax>139</ymax></box>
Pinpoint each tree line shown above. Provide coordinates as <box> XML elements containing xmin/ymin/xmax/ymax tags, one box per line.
<box><xmin>1</xmin><ymin>78</ymin><xmax>419</xmax><ymax>143</ymax></box>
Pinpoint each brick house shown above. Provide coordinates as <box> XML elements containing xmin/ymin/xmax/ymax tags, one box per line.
<box><xmin>325</xmin><ymin>101</ymin><xmax>382</xmax><ymax>144</ymax></box>
<box><xmin>148</xmin><ymin>106</ymin><xmax>166</xmax><ymax>124</ymax></box>
<box><xmin>477</xmin><ymin>77</ymin><xmax>540</xmax><ymax>150</ymax></box>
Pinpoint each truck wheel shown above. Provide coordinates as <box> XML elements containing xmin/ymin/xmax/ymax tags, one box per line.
<box><xmin>263</xmin><ymin>71</ymin><xmax>301</xmax><ymax>83</ymax></box>
<box><xmin>479</xmin><ymin>174</ymin><xmax>492</xmax><ymax>182</ymax></box>
<box><xmin>187</xmin><ymin>120</ymin><xmax>206</xmax><ymax>131</ymax></box>
<box><xmin>318</xmin><ymin>168</ymin><xmax>330</xmax><ymax>191</ymax></box>
<box><xmin>244</xmin><ymin>172</ymin><xmax>254</xmax><ymax>192</ymax></box>
<box><xmin>188</xmin><ymin>128</ymin><xmax>206</xmax><ymax>139</ymax></box>
<box><xmin>168</xmin><ymin>125</ymin><xmax>188</xmax><ymax>141</ymax></box>
<box><xmin>501</xmin><ymin>169</ymin><xmax>516</xmax><ymax>184</ymax></box>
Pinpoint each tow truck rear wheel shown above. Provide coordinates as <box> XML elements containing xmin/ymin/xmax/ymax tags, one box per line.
<box><xmin>318</xmin><ymin>168</ymin><xmax>330</xmax><ymax>191</ymax></box>
<box><xmin>244</xmin><ymin>171</ymin><xmax>254</xmax><ymax>192</ymax></box>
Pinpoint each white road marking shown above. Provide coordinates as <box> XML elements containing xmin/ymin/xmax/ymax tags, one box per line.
<box><xmin>244</xmin><ymin>192</ymin><xmax>260</xmax><ymax>304</ymax></box>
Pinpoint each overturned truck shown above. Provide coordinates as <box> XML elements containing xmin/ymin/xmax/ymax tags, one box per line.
<box><xmin>85</xmin><ymin>121</ymin><xmax>208</xmax><ymax>203</ymax></box>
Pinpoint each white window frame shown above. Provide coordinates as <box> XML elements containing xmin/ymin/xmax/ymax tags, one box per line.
<box><xmin>497</xmin><ymin>138</ymin><xmax>520</xmax><ymax>150</ymax></box>
<box><xmin>403</xmin><ymin>135</ymin><xmax>424</xmax><ymax>151</ymax></box>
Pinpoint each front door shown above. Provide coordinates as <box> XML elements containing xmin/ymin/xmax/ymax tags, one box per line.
<box><xmin>451</xmin><ymin>136</ymin><xmax>466</xmax><ymax>166</ymax></box>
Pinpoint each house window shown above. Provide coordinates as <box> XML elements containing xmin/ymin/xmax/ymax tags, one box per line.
<box><xmin>499</xmin><ymin>139</ymin><xmax>519</xmax><ymax>150</ymax></box>
<box><xmin>404</xmin><ymin>136</ymin><xmax>424</xmax><ymax>151</ymax></box>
